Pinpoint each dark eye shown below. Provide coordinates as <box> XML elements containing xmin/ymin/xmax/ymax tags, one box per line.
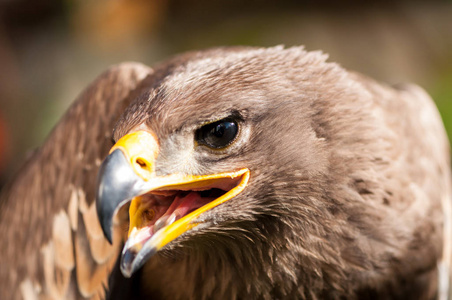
<box><xmin>196</xmin><ymin>118</ymin><xmax>239</xmax><ymax>149</ymax></box>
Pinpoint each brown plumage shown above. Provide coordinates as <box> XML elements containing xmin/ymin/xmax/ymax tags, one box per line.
<box><xmin>0</xmin><ymin>46</ymin><xmax>451</xmax><ymax>299</ymax></box>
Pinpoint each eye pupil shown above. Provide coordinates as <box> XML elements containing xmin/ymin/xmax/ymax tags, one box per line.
<box><xmin>196</xmin><ymin>118</ymin><xmax>239</xmax><ymax>149</ymax></box>
<box><xmin>212</xmin><ymin>123</ymin><xmax>225</xmax><ymax>138</ymax></box>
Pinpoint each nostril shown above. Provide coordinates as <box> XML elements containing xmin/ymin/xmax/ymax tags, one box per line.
<box><xmin>133</xmin><ymin>157</ymin><xmax>153</xmax><ymax>178</ymax></box>
<box><xmin>136</xmin><ymin>158</ymin><xmax>147</xmax><ymax>169</ymax></box>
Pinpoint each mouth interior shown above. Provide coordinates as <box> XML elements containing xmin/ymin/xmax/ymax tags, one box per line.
<box><xmin>124</xmin><ymin>176</ymin><xmax>240</xmax><ymax>254</ymax></box>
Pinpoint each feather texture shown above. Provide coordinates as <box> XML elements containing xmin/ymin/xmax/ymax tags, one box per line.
<box><xmin>0</xmin><ymin>62</ymin><xmax>153</xmax><ymax>299</ymax></box>
<box><xmin>0</xmin><ymin>46</ymin><xmax>450</xmax><ymax>299</ymax></box>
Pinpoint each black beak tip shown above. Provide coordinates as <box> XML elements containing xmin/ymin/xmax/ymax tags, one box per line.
<box><xmin>96</xmin><ymin>168</ymin><xmax>114</xmax><ymax>245</ymax></box>
<box><xmin>95</xmin><ymin>149</ymin><xmax>148</xmax><ymax>245</ymax></box>
<box><xmin>120</xmin><ymin>242</ymin><xmax>158</xmax><ymax>278</ymax></box>
<box><xmin>96</xmin><ymin>202</ymin><xmax>114</xmax><ymax>244</ymax></box>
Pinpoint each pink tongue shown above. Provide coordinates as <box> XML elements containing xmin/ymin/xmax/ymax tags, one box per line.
<box><xmin>161</xmin><ymin>191</ymin><xmax>213</xmax><ymax>224</ymax></box>
<box><xmin>130</xmin><ymin>191</ymin><xmax>214</xmax><ymax>244</ymax></box>
<box><xmin>122</xmin><ymin>191</ymin><xmax>217</xmax><ymax>275</ymax></box>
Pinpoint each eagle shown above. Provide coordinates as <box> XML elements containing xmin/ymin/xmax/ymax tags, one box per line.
<box><xmin>0</xmin><ymin>46</ymin><xmax>451</xmax><ymax>299</ymax></box>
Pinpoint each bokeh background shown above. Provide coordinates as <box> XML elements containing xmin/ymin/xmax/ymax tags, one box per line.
<box><xmin>0</xmin><ymin>0</ymin><xmax>451</xmax><ymax>187</ymax></box>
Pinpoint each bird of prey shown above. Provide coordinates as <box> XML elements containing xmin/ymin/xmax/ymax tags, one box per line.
<box><xmin>0</xmin><ymin>46</ymin><xmax>451</xmax><ymax>300</ymax></box>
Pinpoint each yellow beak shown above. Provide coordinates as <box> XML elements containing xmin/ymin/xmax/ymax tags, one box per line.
<box><xmin>96</xmin><ymin>130</ymin><xmax>250</xmax><ymax>277</ymax></box>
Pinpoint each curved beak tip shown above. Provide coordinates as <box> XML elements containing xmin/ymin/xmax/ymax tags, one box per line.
<box><xmin>96</xmin><ymin>149</ymin><xmax>147</xmax><ymax>245</ymax></box>
<box><xmin>96</xmin><ymin>191</ymin><xmax>113</xmax><ymax>244</ymax></box>
<box><xmin>120</xmin><ymin>243</ymin><xmax>158</xmax><ymax>278</ymax></box>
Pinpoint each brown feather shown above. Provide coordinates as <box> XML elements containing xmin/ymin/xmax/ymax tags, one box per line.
<box><xmin>52</xmin><ymin>211</ymin><xmax>75</xmax><ymax>271</ymax></box>
<box><xmin>0</xmin><ymin>63</ymin><xmax>153</xmax><ymax>299</ymax></box>
<box><xmin>68</xmin><ymin>187</ymin><xmax>79</xmax><ymax>232</ymax></box>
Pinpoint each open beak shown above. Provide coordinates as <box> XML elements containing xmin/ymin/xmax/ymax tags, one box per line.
<box><xmin>96</xmin><ymin>131</ymin><xmax>250</xmax><ymax>277</ymax></box>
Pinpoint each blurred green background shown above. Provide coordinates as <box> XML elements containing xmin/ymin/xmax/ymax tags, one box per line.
<box><xmin>0</xmin><ymin>0</ymin><xmax>451</xmax><ymax>186</ymax></box>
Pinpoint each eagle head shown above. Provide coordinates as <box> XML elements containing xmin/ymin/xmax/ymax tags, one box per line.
<box><xmin>96</xmin><ymin>46</ymin><xmax>447</xmax><ymax>298</ymax></box>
